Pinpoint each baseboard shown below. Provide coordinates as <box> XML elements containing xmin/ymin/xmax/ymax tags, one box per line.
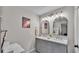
<box><xmin>26</xmin><ymin>48</ymin><xmax>35</xmax><ymax>53</ymax></box>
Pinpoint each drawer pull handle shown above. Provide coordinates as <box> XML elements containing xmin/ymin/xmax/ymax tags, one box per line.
<box><xmin>74</xmin><ymin>45</ymin><xmax>79</xmax><ymax>48</ymax></box>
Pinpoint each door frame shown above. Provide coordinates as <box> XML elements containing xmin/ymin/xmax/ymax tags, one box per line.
<box><xmin>74</xmin><ymin>6</ymin><xmax>79</xmax><ymax>53</ymax></box>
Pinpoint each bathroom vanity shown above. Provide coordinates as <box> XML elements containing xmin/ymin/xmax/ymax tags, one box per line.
<box><xmin>35</xmin><ymin>36</ymin><xmax>68</xmax><ymax>53</ymax></box>
<box><xmin>37</xmin><ymin>9</ymin><xmax>68</xmax><ymax>53</ymax></box>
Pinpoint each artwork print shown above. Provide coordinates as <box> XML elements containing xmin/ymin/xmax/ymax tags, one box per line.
<box><xmin>22</xmin><ymin>17</ymin><xmax>30</xmax><ymax>28</ymax></box>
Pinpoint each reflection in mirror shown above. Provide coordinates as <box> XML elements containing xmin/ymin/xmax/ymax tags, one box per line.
<box><xmin>40</xmin><ymin>20</ymin><xmax>50</xmax><ymax>36</ymax></box>
<box><xmin>53</xmin><ymin>16</ymin><xmax>68</xmax><ymax>36</ymax></box>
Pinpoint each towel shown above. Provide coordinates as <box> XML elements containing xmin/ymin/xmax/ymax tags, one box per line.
<box><xmin>3</xmin><ymin>42</ymin><xmax>25</xmax><ymax>53</ymax></box>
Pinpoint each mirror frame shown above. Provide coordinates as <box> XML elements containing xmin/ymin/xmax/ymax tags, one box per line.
<box><xmin>40</xmin><ymin>20</ymin><xmax>50</xmax><ymax>36</ymax></box>
<box><xmin>53</xmin><ymin>16</ymin><xmax>68</xmax><ymax>36</ymax></box>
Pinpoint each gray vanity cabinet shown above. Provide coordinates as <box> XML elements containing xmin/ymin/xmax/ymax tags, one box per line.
<box><xmin>35</xmin><ymin>38</ymin><xmax>67</xmax><ymax>53</ymax></box>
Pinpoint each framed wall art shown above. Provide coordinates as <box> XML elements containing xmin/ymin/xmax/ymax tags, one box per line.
<box><xmin>22</xmin><ymin>17</ymin><xmax>30</xmax><ymax>28</ymax></box>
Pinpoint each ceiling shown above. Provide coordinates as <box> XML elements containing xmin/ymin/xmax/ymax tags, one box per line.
<box><xmin>22</xmin><ymin>6</ymin><xmax>63</xmax><ymax>15</ymax></box>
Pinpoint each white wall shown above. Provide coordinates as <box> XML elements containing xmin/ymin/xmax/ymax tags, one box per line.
<box><xmin>40</xmin><ymin>6</ymin><xmax>75</xmax><ymax>53</ymax></box>
<box><xmin>0</xmin><ymin>6</ymin><xmax>2</xmax><ymax>53</ymax></box>
<box><xmin>74</xmin><ymin>7</ymin><xmax>79</xmax><ymax>52</ymax></box>
<box><xmin>1</xmin><ymin>7</ymin><xmax>39</xmax><ymax>52</ymax></box>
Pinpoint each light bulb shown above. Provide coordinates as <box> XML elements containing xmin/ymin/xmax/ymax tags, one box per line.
<box><xmin>61</xmin><ymin>13</ymin><xmax>63</xmax><ymax>17</ymax></box>
<box><xmin>55</xmin><ymin>14</ymin><xmax>59</xmax><ymax>18</ymax></box>
<box><xmin>60</xmin><ymin>11</ymin><xmax>63</xmax><ymax>17</ymax></box>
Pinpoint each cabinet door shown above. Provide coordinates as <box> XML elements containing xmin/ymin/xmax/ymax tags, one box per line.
<box><xmin>36</xmin><ymin>39</ymin><xmax>49</xmax><ymax>53</ymax></box>
<box><xmin>47</xmin><ymin>42</ymin><xmax>67</xmax><ymax>53</ymax></box>
<box><xmin>36</xmin><ymin>38</ymin><xmax>67</xmax><ymax>53</ymax></box>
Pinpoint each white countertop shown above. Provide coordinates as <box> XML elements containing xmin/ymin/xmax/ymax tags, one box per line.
<box><xmin>36</xmin><ymin>36</ymin><xmax>68</xmax><ymax>45</ymax></box>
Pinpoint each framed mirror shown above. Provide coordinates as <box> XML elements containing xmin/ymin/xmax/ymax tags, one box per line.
<box><xmin>53</xmin><ymin>16</ymin><xmax>68</xmax><ymax>36</ymax></box>
<box><xmin>40</xmin><ymin>20</ymin><xmax>50</xmax><ymax>36</ymax></box>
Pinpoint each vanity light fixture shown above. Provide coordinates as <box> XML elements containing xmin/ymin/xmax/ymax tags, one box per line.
<box><xmin>55</xmin><ymin>12</ymin><xmax>59</xmax><ymax>18</ymax></box>
<box><xmin>42</xmin><ymin>17</ymin><xmax>49</xmax><ymax>21</ymax></box>
<box><xmin>47</xmin><ymin>16</ymin><xmax>51</xmax><ymax>20</ymax></box>
<box><xmin>45</xmin><ymin>17</ymin><xmax>48</xmax><ymax>20</ymax></box>
<box><xmin>41</xmin><ymin>18</ymin><xmax>44</xmax><ymax>21</ymax></box>
<box><xmin>60</xmin><ymin>11</ymin><xmax>63</xmax><ymax>17</ymax></box>
<box><xmin>41</xmin><ymin>17</ymin><xmax>46</xmax><ymax>22</ymax></box>
<box><xmin>51</xmin><ymin>14</ymin><xmax>55</xmax><ymax>19</ymax></box>
<box><xmin>42</xmin><ymin>10</ymin><xmax>64</xmax><ymax>22</ymax></box>
<box><xmin>51</xmin><ymin>14</ymin><xmax>56</xmax><ymax>21</ymax></box>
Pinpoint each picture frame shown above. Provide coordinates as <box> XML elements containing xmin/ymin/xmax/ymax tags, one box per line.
<box><xmin>22</xmin><ymin>16</ymin><xmax>30</xmax><ymax>28</ymax></box>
